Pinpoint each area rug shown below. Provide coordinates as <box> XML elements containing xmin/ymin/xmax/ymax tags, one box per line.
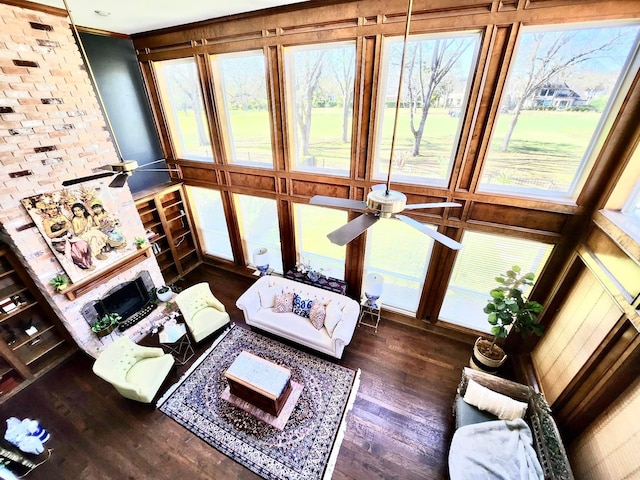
<box><xmin>157</xmin><ymin>325</ymin><xmax>360</xmax><ymax>480</ymax></box>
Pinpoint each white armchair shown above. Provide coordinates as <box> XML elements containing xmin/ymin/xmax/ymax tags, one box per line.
<box><xmin>92</xmin><ymin>336</ymin><xmax>175</xmax><ymax>403</ymax></box>
<box><xmin>174</xmin><ymin>282</ymin><xmax>230</xmax><ymax>343</ymax></box>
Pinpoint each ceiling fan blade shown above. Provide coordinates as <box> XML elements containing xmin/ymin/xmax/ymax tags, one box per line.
<box><xmin>327</xmin><ymin>213</ymin><xmax>379</xmax><ymax>246</ymax></box>
<box><xmin>309</xmin><ymin>195</ymin><xmax>367</xmax><ymax>211</ymax></box>
<box><xmin>108</xmin><ymin>173</ymin><xmax>129</xmax><ymax>188</ymax></box>
<box><xmin>395</xmin><ymin>214</ymin><xmax>463</xmax><ymax>250</ymax></box>
<box><xmin>61</xmin><ymin>171</ymin><xmax>114</xmax><ymax>187</ymax></box>
<box><xmin>403</xmin><ymin>202</ymin><xmax>462</xmax><ymax>210</ymax></box>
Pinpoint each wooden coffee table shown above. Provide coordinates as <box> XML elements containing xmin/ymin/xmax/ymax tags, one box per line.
<box><xmin>224</xmin><ymin>351</ymin><xmax>293</xmax><ymax>416</ymax></box>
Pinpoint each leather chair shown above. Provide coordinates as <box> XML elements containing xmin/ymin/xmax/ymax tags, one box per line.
<box><xmin>174</xmin><ymin>282</ymin><xmax>230</xmax><ymax>343</ymax></box>
<box><xmin>92</xmin><ymin>336</ymin><xmax>175</xmax><ymax>403</ymax></box>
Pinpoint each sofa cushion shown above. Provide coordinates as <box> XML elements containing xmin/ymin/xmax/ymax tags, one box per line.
<box><xmin>274</xmin><ymin>292</ymin><xmax>294</xmax><ymax>313</ymax></box>
<box><xmin>464</xmin><ymin>378</ymin><xmax>528</xmax><ymax>421</ymax></box>
<box><xmin>292</xmin><ymin>293</ymin><xmax>313</xmax><ymax>318</ymax></box>
<box><xmin>324</xmin><ymin>300</ymin><xmax>342</xmax><ymax>336</ymax></box>
<box><xmin>252</xmin><ymin>309</ymin><xmax>334</xmax><ymax>352</ymax></box>
<box><xmin>258</xmin><ymin>285</ymin><xmax>281</xmax><ymax>308</ymax></box>
<box><xmin>309</xmin><ymin>302</ymin><xmax>326</xmax><ymax>330</ymax></box>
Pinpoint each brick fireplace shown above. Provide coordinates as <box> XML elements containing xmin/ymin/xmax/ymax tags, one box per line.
<box><xmin>0</xmin><ymin>3</ymin><xmax>164</xmax><ymax>357</ymax></box>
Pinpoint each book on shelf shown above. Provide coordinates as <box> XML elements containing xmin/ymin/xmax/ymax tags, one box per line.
<box><xmin>0</xmin><ymin>297</ymin><xmax>17</xmax><ymax>314</ymax></box>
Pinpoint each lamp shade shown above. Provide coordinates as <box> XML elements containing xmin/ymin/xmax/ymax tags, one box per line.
<box><xmin>364</xmin><ymin>273</ymin><xmax>384</xmax><ymax>307</ymax></box>
<box><xmin>253</xmin><ymin>248</ymin><xmax>269</xmax><ymax>268</ymax></box>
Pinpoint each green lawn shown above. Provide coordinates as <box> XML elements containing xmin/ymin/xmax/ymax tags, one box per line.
<box><xmin>176</xmin><ymin>107</ymin><xmax>599</xmax><ymax>190</ymax></box>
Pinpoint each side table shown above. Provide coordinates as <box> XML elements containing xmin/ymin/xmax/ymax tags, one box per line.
<box><xmin>159</xmin><ymin>323</ymin><xmax>194</xmax><ymax>365</ymax></box>
<box><xmin>358</xmin><ymin>299</ymin><xmax>381</xmax><ymax>333</ymax></box>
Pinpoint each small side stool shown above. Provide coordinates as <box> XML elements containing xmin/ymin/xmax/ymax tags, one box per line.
<box><xmin>358</xmin><ymin>299</ymin><xmax>381</xmax><ymax>333</ymax></box>
<box><xmin>159</xmin><ymin>323</ymin><xmax>194</xmax><ymax>365</ymax></box>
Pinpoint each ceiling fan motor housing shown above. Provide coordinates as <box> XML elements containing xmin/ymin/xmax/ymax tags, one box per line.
<box><xmin>111</xmin><ymin>160</ymin><xmax>139</xmax><ymax>175</ymax></box>
<box><xmin>367</xmin><ymin>190</ymin><xmax>407</xmax><ymax>217</ymax></box>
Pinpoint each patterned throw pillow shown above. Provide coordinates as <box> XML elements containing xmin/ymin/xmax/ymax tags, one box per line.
<box><xmin>292</xmin><ymin>293</ymin><xmax>313</xmax><ymax>318</ymax></box>
<box><xmin>274</xmin><ymin>292</ymin><xmax>294</xmax><ymax>313</ymax></box>
<box><xmin>308</xmin><ymin>302</ymin><xmax>326</xmax><ymax>330</ymax></box>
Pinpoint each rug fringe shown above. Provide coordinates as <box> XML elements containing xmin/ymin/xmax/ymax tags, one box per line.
<box><xmin>156</xmin><ymin>324</ymin><xmax>235</xmax><ymax>408</ymax></box>
<box><xmin>322</xmin><ymin>367</ymin><xmax>361</xmax><ymax>480</ymax></box>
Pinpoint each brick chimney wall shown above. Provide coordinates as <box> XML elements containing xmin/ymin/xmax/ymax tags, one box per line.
<box><xmin>0</xmin><ymin>4</ymin><xmax>164</xmax><ymax>357</ymax></box>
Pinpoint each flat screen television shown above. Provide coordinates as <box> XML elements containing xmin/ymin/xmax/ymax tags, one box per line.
<box><xmin>95</xmin><ymin>277</ymin><xmax>150</xmax><ymax>321</ymax></box>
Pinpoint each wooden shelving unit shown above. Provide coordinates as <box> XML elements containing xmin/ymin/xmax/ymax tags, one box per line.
<box><xmin>0</xmin><ymin>245</ymin><xmax>76</xmax><ymax>403</ymax></box>
<box><xmin>134</xmin><ymin>183</ymin><xmax>202</xmax><ymax>284</ymax></box>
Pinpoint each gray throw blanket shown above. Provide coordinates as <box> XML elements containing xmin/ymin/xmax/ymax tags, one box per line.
<box><xmin>449</xmin><ymin>418</ymin><xmax>543</xmax><ymax>480</ymax></box>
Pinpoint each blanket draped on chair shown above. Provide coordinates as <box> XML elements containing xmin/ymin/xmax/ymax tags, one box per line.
<box><xmin>449</xmin><ymin>418</ymin><xmax>543</xmax><ymax>480</ymax></box>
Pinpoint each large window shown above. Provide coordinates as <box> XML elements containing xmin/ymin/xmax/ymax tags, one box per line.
<box><xmin>187</xmin><ymin>186</ymin><xmax>233</xmax><ymax>260</ymax></box>
<box><xmin>374</xmin><ymin>31</ymin><xmax>480</xmax><ymax>186</ymax></box>
<box><xmin>210</xmin><ymin>51</ymin><xmax>274</xmax><ymax>168</ymax></box>
<box><xmin>284</xmin><ymin>41</ymin><xmax>356</xmax><ymax>175</ymax></box>
<box><xmin>363</xmin><ymin>217</ymin><xmax>437</xmax><ymax>314</ymax></box>
<box><xmin>293</xmin><ymin>204</ymin><xmax>347</xmax><ymax>280</ymax></box>
<box><xmin>480</xmin><ymin>22</ymin><xmax>640</xmax><ymax>198</ymax></box>
<box><xmin>440</xmin><ymin>231</ymin><xmax>553</xmax><ymax>332</ymax></box>
<box><xmin>154</xmin><ymin>58</ymin><xmax>213</xmax><ymax>161</ymax></box>
<box><xmin>233</xmin><ymin>194</ymin><xmax>283</xmax><ymax>274</ymax></box>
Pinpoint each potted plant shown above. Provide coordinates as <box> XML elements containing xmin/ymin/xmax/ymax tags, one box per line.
<box><xmin>155</xmin><ymin>285</ymin><xmax>174</xmax><ymax>302</ymax></box>
<box><xmin>50</xmin><ymin>274</ymin><xmax>69</xmax><ymax>292</ymax></box>
<box><xmin>471</xmin><ymin>265</ymin><xmax>545</xmax><ymax>373</ymax></box>
<box><xmin>134</xmin><ymin>237</ymin><xmax>147</xmax><ymax>249</ymax></box>
<box><xmin>91</xmin><ymin>313</ymin><xmax>121</xmax><ymax>337</ymax></box>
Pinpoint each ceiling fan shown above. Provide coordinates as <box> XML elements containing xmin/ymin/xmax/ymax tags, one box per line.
<box><xmin>309</xmin><ymin>0</ymin><xmax>463</xmax><ymax>250</ymax></box>
<box><xmin>60</xmin><ymin>0</ymin><xmax>179</xmax><ymax>189</ymax></box>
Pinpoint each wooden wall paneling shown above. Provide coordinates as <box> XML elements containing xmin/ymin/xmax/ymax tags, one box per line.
<box><xmin>456</xmin><ymin>23</ymin><xmax>519</xmax><ymax>192</ymax></box>
<box><xmin>265</xmin><ymin>45</ymin><xmax>286</xmax><ymax>172</ymax></box>
<box><xmin>289</xmin><ymin>177</ymin><xmax>351</xmax><ymax>199</ymax></box>
<box><xmin>139</xmin><ymin>61</ymin><xmax>175</xmax><ymax>160</ymax></box>
<box><xmin>361</xmin><ymin>34</ymin><xmax>383</xmax><ymax>183</ymax></box>
<box><xmin>557</xmin><ymin>319</ymin><xmax>640</xmax><ymax>443</ymax></box>
<box><xmin>467</xmin><ymin>201</ymin><xmax>569</xmax><ymax>233</ymax></box>
<box><xmin>177</xmin><ymin>164</ymin><xmax>220</xmax><ymax>184</ymax></box>
<box><xmin>227</xmin><ymin>171</ymin><xmax>277</xmax><ymax>193</ymax></box>
<box><xmin>278</xmin><ymin>199</ymin><xmax>296</xmax><ymax>272</ymax></box>
<box><xmin>196</xmin><ymin>53</ymin><xmax>226</xmax><ymax>164</ymax></box>
<box><xmin>449</xmin><ymin>24</ymin><xmax>494</xmax><ymax>193</ymax></box>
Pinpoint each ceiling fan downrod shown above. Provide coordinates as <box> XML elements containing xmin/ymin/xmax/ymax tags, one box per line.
<box><xmin>385</xmin><ymin>0</ymin><xmax>414</xmax><ymax>196</ymax></box>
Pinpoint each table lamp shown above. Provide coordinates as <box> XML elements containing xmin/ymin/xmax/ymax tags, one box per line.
<box><xmin>364</xmin><ymin>273</ymin><xmax>384</xmax><ymax>307</ymax></box>
<box><xmin>253</xmin><ymin>248</ymin><xmax>270</xmax><ymax>276</ymax></box>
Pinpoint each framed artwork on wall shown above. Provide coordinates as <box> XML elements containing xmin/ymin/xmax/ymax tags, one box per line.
<box><xmin>21</xmin><ymin>185</ymin><xmax>137</xmax><ymax>284</ymax></box>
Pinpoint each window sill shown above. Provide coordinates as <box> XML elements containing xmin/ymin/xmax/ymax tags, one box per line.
<box><xmin>595</xmin><ymin>210</ymin><xmax>640</xmax><ymax>264</ymax></box>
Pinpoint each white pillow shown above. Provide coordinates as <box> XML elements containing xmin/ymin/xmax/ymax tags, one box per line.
<box><xmin>324</xmin><ymin>301</ymin><xmax>342</xmax><ymax>336</ymax></box>
<box><xmin>463</xmin><ymin>378</ymin><xmax>528</xmax><ymax>421</ymax></box>
<box><xmin>258</xmin><ymin>286</ymin><xmax>281</xmax><ymax>308</ymax></box>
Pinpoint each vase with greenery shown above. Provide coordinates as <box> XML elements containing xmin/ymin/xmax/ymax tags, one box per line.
<box><xmin>50</xmin><ymin>274</ymin><xmax>69</xmax><ymax>292</ymax></box>
<box><xmin>134</xmin><ymin>237</ymin><xmax>146</xmax><ymax>249</ymax></box>
<box><xmin>91</xmin><ymin>313</ymin><xmax>121</xmax><ymax>337</ymax></box>
<box><xmin>471</xmin><ymin>265</ymin><xmax>545</xmax><ymax>372</ymax></box>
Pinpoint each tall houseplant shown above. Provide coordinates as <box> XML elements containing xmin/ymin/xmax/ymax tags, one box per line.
<box><xmin>471</xmin><ymin>265</ymin><xmax>545</xmax><ymax>373</ymax></box>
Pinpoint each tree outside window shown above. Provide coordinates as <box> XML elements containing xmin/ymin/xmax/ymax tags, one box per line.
<box><xmin>480</xmin><ymin>22</ymin><xmax>640</xmax><ymax>197</ymax></box>
<box><xmin>284</xmin><ymin>41</ymin><xmax>356</xmax><ymax>175</ymax></box>
<box><xmin>154</xmin><ymin>58</ymin><xmax>213</xmax><ymax>161</ymax></box>
<box><xmin>211</xmin><ymin>51</ymin><xmax>274</xmax><ymax>167</ymax></box>
<box><xmin>375</xmin><ymin>31</ymin><xmax>480</xmax><ymax>186</ymax></box>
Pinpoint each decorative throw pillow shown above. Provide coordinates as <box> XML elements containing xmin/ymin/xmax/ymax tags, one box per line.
<box><xmin>292</xmin><ymin>293</ymin><xmax>313</xmax><ymax>318</ymax></box>
<box><xmin>463</xmin><ymin>378</ymin><xmax>528</xmax><ymax>421</ymax></box>
<box><xmin>309</xmin><ymin>302</ymin><xmax>326</xmax><ymax>330</ymax></box>
<box><xmin>258</xmin><ymin>286</ymin><xmax>281</xmax><ymax>308</ymax></box>
<box><xmin>324</xmin><ymin>301</ymin><xmax>342</xmax><ymax>336</ymax></box>
<box><xmin>274</xmin><ymin>292</ymin><xmax>294</xmax><ymax>313</ymax></box>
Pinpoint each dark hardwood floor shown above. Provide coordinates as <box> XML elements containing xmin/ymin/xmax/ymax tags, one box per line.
<box><xmin>0</xmin><ymin>265</ymin><xmax>475</xmax><ymax>479</ymax></box>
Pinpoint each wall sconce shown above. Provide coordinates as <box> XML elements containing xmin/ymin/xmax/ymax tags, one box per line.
<box><xmin>364</xmin><ymin>273</ymin><xmax>384</xmax><ymax>307</ymax></box>
<box><xmin>253</xmin><ymin>248</ymin><xmax>270</xmax><ymax>276</ymax></box>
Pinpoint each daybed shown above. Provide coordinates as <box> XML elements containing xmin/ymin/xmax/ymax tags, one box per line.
<box><xmin>450</xmin><ymin>367</ymin><xmax>574</xmax><ymax>480</ymax></box>
<box><xmin>236</xmin><ymin>275</ymin><xmax>360</xmax><ymax>359</ymax></box>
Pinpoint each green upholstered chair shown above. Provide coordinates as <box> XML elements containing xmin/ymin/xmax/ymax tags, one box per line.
<box><xmin>174</xmin><ymin>282</ymin><xmax>230</xmax><ymax>343</ymax></box>
<box><xmin>92</xmin><ymin>336</ymin><xmax>175</xmax><ymax>403</ymax></box>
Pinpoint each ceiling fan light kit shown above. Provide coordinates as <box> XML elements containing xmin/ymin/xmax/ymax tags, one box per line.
<box><xmin>309</xmin><ymin>0</ymin><xmax>463</xmax><ymax>251</ymax></box>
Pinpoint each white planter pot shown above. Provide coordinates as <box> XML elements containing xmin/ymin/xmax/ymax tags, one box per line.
<box><xmin>156</xmin><ymin>288</ymin><xmax>173</xmax><ymax>302</ymax></box>
<box><xmin>470</xmin><ymin>337</ymin><xmax>507</xmax><ymax>374</ymax></box>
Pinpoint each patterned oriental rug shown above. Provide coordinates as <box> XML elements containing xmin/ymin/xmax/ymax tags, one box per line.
<box><xmin>157</xmin><ymin>326</ymin><xmax>360</xmax><ymax>480</ymax></box>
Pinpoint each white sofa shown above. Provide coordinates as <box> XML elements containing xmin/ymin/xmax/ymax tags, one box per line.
<box><xmin>236</xmin><ymin>276</ymin><xmax>360</xmax><ymax>359</ymax></box>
